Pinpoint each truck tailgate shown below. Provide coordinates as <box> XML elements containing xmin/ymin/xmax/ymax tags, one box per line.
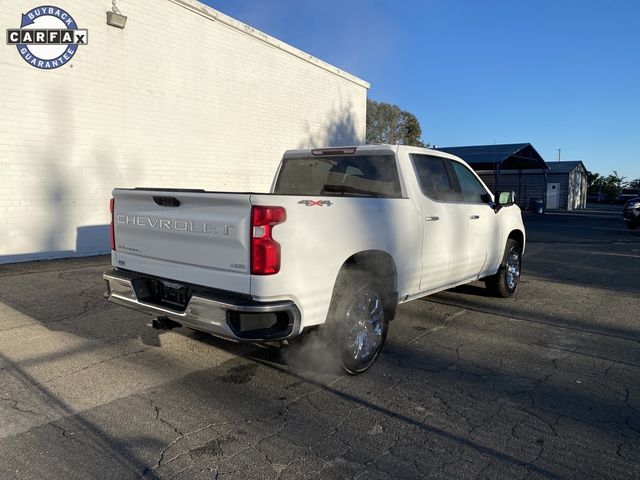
<box><xmin>112</xmin><ymin>189</ymin><xmax>251</xmax><ymax>294</ymax></box>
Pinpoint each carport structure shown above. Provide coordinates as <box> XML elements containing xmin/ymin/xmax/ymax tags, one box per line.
<box><xmin>436</xmin><ymin>143</ymin><xmax>549</xmax><ymax>209</ymax></box>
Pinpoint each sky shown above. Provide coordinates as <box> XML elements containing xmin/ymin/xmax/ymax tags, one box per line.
<box><xmin>204</xmin><ymin>0</ymin><xmax>640</xmax><ymax>181</ymax></box>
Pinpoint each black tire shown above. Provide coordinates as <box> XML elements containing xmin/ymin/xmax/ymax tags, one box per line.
<box><xmin>326</xmin><ymin>268</ymin><xmax>389</xmax><ymax>375</ymax></box>
<box><xmin>484</xmin><ymin>239</ymin><xmax>521</xmax><ymax>298</ymax></box>
<box><xmin>626</xmin><ymin>223</ymin><xmax>637</xmax><ymax>230</ymax></box>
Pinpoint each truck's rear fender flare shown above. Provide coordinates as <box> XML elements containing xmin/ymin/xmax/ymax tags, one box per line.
<box><xmin>335</xmin><ymin>250</ymin><xmax>399</xmax><ymax>321</ymax></box>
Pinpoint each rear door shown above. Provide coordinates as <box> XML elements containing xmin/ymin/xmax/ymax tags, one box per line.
<box><xmin>112</xmin><ymin>189</ymin><xmax>252</xmax><ymax>293</ymax></box>
<box><xmin>411</xmin><ymin>154</ymin><xmax>470</xmax><ymax>290</ymax></box>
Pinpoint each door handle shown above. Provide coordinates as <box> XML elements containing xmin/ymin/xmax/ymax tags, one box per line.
<box><xmin>469</xmin><ymin>215</ymin><xmax>480</xmax><ymax>220</ymax></box>
<box><xmin>425</xmin><ymin>216</ymin><xmax>440</xmax><ymax>222</ymax></box>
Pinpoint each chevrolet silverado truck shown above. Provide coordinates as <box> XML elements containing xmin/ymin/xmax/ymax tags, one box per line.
<box><xmin>104</xmin><ymin>145</ymin><xmax>525</xmax><ymax>374</ymax></box>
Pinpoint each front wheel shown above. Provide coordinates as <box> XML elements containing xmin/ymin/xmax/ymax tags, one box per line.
<box><xmin>485</xmin><ymin>239</ymin><xmax>521</xmax><ymax>298</ymax></box>
<box><xmin>327</xmin><ymin>269</ymin><xmax>389</xmax><ymax>375</ymax></box>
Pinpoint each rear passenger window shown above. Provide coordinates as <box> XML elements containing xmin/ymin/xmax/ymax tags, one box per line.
<box><xmin>411</xmin><ymin>155</ymin><xmax>455</xmax><ymax>201</ymax></box>
<box><xmin>451</xmin><ymin>161</ymin><xmax>487</xmax><ymax>203</ymax></box>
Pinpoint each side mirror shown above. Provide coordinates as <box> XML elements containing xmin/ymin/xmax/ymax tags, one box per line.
<box><xmin>494</xmin><ymin>191</ymin><xmax>516</xmax><ymax>212</ymax></box>
<box><xmin>497</xmin><ymin>191</ymin><xmax>516</xmax><ymax>206</ymax></box>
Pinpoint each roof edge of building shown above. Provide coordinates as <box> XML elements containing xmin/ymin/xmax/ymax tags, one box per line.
<box><xmin>169</xmin><ymin>0</ymin><xmax>371</xmax><ymax>89</ymax></box>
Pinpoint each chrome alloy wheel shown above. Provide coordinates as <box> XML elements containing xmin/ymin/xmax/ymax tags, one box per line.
<box><xmin>505</xmin><ymin>247</ymin><xmax>521</xmax><ymax>291</ymax></box>
<box><xmin>343</xmin><ymin>287</ymin><xmax>385</xmax><ymax>362</ymax></box>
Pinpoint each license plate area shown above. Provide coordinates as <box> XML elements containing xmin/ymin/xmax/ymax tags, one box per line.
<box><xmin>132</xmin><ymin>277</ymin><xmax>192</xmax><ymax>311</ymax></box>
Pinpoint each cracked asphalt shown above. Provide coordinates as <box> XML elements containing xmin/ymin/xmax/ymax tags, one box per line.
<box><xmin>1</xmin><ymin>204</ymin><xmax>639</xmax><ymax>479</ymax></box>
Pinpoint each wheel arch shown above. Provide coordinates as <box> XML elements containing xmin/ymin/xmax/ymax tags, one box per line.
<box><xmin>339</xmin><ymin>250</ymin><xmax>399</xmax><ymax>320</ymax></box>
<box><xmin>507</xmin><ymin>229</ymin><xmax>525</xmax><ymax>253</ymax></box>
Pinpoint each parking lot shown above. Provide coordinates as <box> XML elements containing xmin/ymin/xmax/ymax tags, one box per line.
<box><xmin>1</xmin><ymin>204</ymin><xmax>638</xmax><ymax>479</ymax></box>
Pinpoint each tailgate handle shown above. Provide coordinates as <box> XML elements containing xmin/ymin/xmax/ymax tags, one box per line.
<box><xmin>153</xmin><ymin>196</ymin><xmax>181</xmax><ymax>207</ymax></box>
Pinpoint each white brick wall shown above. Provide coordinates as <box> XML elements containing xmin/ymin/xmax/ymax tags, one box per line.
<box><xmin>0</xmin><ymin>0</ymin><xmax>368</xmax><ymax>263</ymax></box>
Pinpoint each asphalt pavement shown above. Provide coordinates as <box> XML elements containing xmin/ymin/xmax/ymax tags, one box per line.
<box><xmin>0</xmin><ymin>203</ymin><xmax>639</xmax><ymax>479</ymax></box>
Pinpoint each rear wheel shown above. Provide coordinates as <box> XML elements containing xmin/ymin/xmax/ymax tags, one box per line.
<box><xmin>485</xmin><ymin>239</ymin><xmax>521</xmax><ymax>298</ymax></box>
<box><xmin>327</xmin><ymin>268</ymin><xmax>389</xmax><ymax>374</ymax></box>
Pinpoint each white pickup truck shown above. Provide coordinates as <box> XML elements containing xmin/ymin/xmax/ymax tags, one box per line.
<box><xmin>104</xmin><ymin>145</ymin><xmax>525</xmax><ymax>374</ymax></box>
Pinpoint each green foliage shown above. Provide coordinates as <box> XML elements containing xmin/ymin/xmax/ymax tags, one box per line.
<box><xmin>366</xmin><ymin>99</ymin><xmax>401</xmax><ymax>144</ymax></box>
<box><xmin>366</xmin><ymin>99</ymin><xmax>426</xmax><ymax>147</ymax></box>
<box><xmin>587</xmin><ymin>171</ymin><xmax>601</xmax><ymax>189</ymax></box>
<box><xmin>588</xmin><ymin>170</ymin><xmax>627</xmax><ymax>200</ymax></box>
<box><xmin>400</xmin><ymin>111</ymin><xmax>425</xmax><ymax>148</ymax></box>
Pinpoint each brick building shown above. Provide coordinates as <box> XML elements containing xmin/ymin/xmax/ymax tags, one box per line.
<box><xmin>0</xmin><ymin>0</ymin><xmax>369</xmax><ymax>263</ymax></box>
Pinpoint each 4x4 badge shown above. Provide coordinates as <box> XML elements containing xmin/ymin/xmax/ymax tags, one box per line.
<box><xmin>298</xmin><ymin>200</ymin><xmax>333</xmax><ymax>207</ymax></box>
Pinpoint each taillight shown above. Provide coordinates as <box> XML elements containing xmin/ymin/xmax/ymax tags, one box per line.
<box><xmin>251</xmin><ymin>206</ymin><xmax>286</xmax><ymax>275</ymax></box>
<box><xmin>109</xmin><ymin>198</ymin><xmax>115</xmax><ymax>251</ymax></box>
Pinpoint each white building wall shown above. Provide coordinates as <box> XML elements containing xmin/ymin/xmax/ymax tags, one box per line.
<box><xmin>0</xmin><ymin>0</ymin><xmax>368</xmax><ymax>263</ymax></box>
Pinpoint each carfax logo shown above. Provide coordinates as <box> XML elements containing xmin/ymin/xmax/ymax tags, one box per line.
<box><xmin>6</xmin><ymin>5</ymin><xmax>88</xmax><ymax>70</ymax></box>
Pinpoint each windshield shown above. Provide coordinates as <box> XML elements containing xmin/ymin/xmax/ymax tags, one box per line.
<box><xmin>273</xmin><ymin>154</ymin><xmax>402</xmax><ymax>198</ymax></box>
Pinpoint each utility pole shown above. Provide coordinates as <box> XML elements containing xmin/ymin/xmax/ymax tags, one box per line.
<box><xmin>557</xmin><ymin>148</ymin><xmax>561</xmax><ymax>161</ymax></box>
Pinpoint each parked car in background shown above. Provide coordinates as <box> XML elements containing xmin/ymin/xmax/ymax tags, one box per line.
<box><xmin>623</xmin><ymin>196</ymin><xmax>640</xmax><ymax>229</ymax></box>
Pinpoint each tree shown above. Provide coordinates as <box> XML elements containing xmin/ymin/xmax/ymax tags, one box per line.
<box><xmin>366</xmin><ymin>99</ymin><xmax>426</xmax><ymax>147</ymax></box>
<box><xmin>608</xmin><ymin>170</ymin><xmax>626</xmax><ymax>198</ymax></box>
<box><xmin>587</xmin><ymin>170</ymin><xmax>626</xmax><ymax>200</ymax></box>
<box><xmin>399</xmin><ymin>111</ymin><xmax>424</xmax><ymax>147</ymax></box>
<box><xmin>587</xmin><ymin>171</ymin><xmax>602</xmax><ymax>191</ymax></box>
<box><xmin>366</xmin><ymin>99</ymin><xmax>401</xmax><ymax>144</ymax></box>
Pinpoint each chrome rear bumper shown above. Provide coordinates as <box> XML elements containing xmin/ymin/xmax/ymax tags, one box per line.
<box><xmin>103</xmin><ymin>270</ymin><xmax>301</xmax><ymax>342</ymax></box>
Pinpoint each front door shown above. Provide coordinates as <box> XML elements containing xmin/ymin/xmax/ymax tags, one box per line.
<box><xmin>450</xmin><ymin>161</ymin><xmax>502</xmax><ymax>277</ymax></box>
<box><xmin>547</xmin><ymin>183</ymin><xmax>560</xmax><ymax>209</ymax></box>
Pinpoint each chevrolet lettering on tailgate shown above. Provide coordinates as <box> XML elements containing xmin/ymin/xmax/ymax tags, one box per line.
<box><xmin>117</xmin><ymin>215</ymin><xmax>233</xmax><ymax>236</ymax></box>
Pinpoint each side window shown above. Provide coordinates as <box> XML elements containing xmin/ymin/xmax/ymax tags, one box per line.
<box><xmin>451</xmin><ymin>161</ymin><xmax>487</xmax><ymax>203</ymax></box>
<box><xmin>411</xmin><ymin>155</ymin><xmax>455</xmax><ymax>201</ymax></box>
